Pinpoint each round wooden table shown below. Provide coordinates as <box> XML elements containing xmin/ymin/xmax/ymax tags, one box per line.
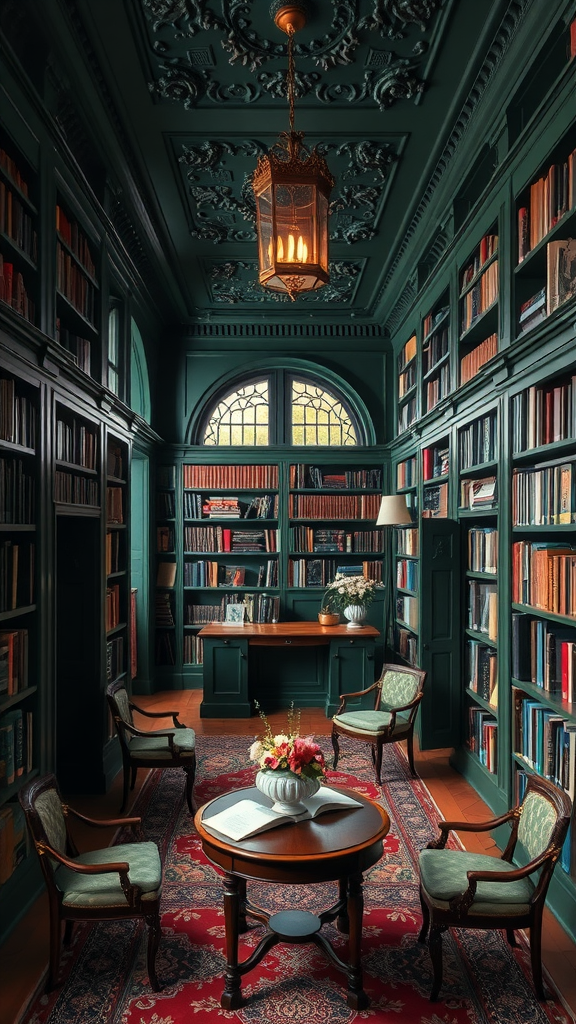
<box><xmin>194</xmin><ymin>785</ymin><xmax>390</xmax><ymax>1010</ymax></box>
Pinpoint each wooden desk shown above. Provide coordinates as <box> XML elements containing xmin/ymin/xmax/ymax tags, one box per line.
<box><xmin>194</xmin><ymin>784</ymin><xmax>390</xmax><ymax>1010</ymax></box>
<box><xmin>198</xmin><ymin>622</ymin><xmax>380</xmax><ymax>718</ymax></box>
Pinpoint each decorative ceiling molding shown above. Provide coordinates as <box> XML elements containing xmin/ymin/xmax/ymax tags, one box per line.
<box><xmin>385</xmin><ymin>275</ymin><xmax>418</xmax><ymax>333</ymax></box>
<box><xmin>378</xmin><ymin>0</ymin><xmax>528</xmax><ymax>318</ymax></box>
<box><xmin>178</xmin><ymin>136</ymin><xmax>399</xmax><ymax>247</ymax></box>
<box><xmin>206</xmin><ymin>260</ymin><xmax>364</xmax><ymax>304</ymax></box>
<box><xmin>188</xmin><ymin>322</ymin><xmax>384</xmax><ymax>338</ymax></box>
<box><xmin>142</xmin><ymin>0</ymin><xmax>444</xmax><ymax>110</ymax></box>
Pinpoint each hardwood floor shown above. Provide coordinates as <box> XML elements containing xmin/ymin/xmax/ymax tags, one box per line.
<box><xmin>2</xmin><ymin>690</ymin><xmax>576</xmax><ymax>1023</ymax></box>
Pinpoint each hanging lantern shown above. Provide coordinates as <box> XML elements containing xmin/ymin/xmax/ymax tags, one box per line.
<box><xmin>251</xmin><ymin>4</ymin><xmax>334</xmax><ymax>301</ymax></box>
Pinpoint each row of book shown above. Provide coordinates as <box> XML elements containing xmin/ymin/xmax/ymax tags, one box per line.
<box><xmin>0</xmin><ymin>540</ymin><xmax>34</xmax><ymax>612</ymax></box>
<box><xmin>56</xmin><ymin>243</ymin><xmax>96</xmax><ymax>324</ymax></box>
<box><xmin>55</xmin><ymin>417</ymin><xmax>98</xmax><ymax>469</ymax></box>
<box><xmin>397</xmin><ymin>528</ymin><xmax>418</xmax><ymax>556</ymax></box>
<box><xmin>56</xmin><ymin>326</ymin><xmax>91</xmax><ymax>373</ymax></box>
<box><xmin>288</xmin><ymin>559</ymin><xmax>382</xmax><ymax>588</ymax></box>
<box><xmin>512</xmin><ymin>613</ymin><xmax>575</xmax><ymax>702</ymax></box>
<box><xmin>156</xmin><ymin>526</ymin><xmax>174</xmax><ymax>552</ymax></box>
<box><xmin>397</xmin><ymin>558</ymin><xmax>417</xmax><ymax>592</ymax></box>
<box><xmin>105</xmin><ymin>583</ymin><xmax>121</xmax><ymax>632</ymax></box>
<box><xmin>155</xmin><ymin>590</ymin><xmax>174</xmax><ymax>627</ymax></box>
<box><xmin>55</xmin><ymin>205</ymin><xmax>97</xmax><ymax>278</ymax></box>
<box><xmin>106</xmin><ymin>635</ymin><xmax>124</xmax><ymax>682</ymax></box>
<box><xmin>422</xmin><ymin>445</ymin><xmax>449</xmax><ymax>481</ymax></box>
<box><xmin>184</xmin><ymin>593</ymin><xmax>281</xmax><ymax>624</ymax></box>
<box><xmin>512</xmin><ymin>375</ymin><xmax>576</xmax><ymax>453</ymax></box>
<box><xmin>512</xmin><ymin>461</ymin><xmax>575</xmax><ymax>526</ymax></box>
<box><xmin>460</xmin><ymin>475</ymin><xmax>497</xmax><ymax>510</ymax></box>
<box><xmin>467</xmin><ymin>640</ymin><xmax>498</xmax><ymax>705</ymax></box>
<box><xmin>513</xmin><ymin>687</ymin><xmax>576</xmax><ymax>794</ymax></box>
<box><xmin>183</xmin><ymin>560</ymin><xmax>278</xmax><ymax>588</ymax></box>
<box><xmin>106</xmin><ymin>486</ymin><xmax>124</xmax><ymax>524</ymax></box>
<box><xmin>183</xmin><ymin>492</ymin><xmax>278</xmax><ymax>520</ymax></box>
<box><xmin>518</xmin><ymin>287</ymin><xmax>546</xmax><ymax>334</ymax></box>
<box><xmin>397</xmin><ymin>334</ymin><xmax>417</xmax><ymax>373</ymax></box>
<box><xmin>467</xmin><ymin>706</ymin><xmax>497</xmax><ymax>773</ymax></box>
<box><xmin>0</xmin><ymin>707</ymin><xmax>33</xmax><ymax>786</ymax></box>
<box><xmin>517</xmin><ymin>149</ymin><xmax>576</xmax><ymax>261</ymax></box>
<box><xmin>398</xmin><ymin>359</ymin><xmax>417</xmax><ymax>399</ymax></box>
<box><xmin>0</xmin><ymin>255</ymin><xmax>35</xmax><ymax>323</ymax></box>
<box><xmin>183</xmin><ymin>633</ymin><xmax>203</xmax><ymax>666</ymax></box>
<box><xmin>54</xmin><ymin>470</ymin><xmax>98</xmax><ymax>506</ymax></box>
<box><xmin>0</xmin><ymin>181</ymin><xmax>38</xmax><ymax>261</ymax></box>
<box><xmin>546</xmin><ymin>238</ymin><xmax>576</xmax><ymax>314</ymax></box>
<box><xmin>0</xmin><ymin>457</ymin><xmax>35</xmax><ymax>524</ymax></box>
<box><xmin>459</xmin><ymin>332</ymin><xmax>498</xmax><ymax>385</ymax></box>
<box><xmin>422</xmin><ymin>323</ymin><xmax>449</xmax><ymax>377</ymax></box>
<box><xmin>289</xmin><ymin>527</ymin><xmax>382</xmax><ymax>553</ymax></box>
<box><xmin>396</xmin><ymin>626</ymin><xmax>417</xmax><ymax>665</ymax></box>
<box><xmin>460</xmin><ymin>233</ymin><xmax>498</xmax><ymax>290</ymax></box>
<box><xmin>0</xmin><ymin>378</ymin><xmax>36</xmax><ymax>447</ymax></box>
<box><xmin>422</xmin><ymin>482</ymin><xmax>447</xmax><ymax>518</ymax></box>
<box><xmin>425</xmin><ymin>363</ymin><xmax>450</xmax><ymax>413</ymax></box>
<box><xmin>512</xmin><ymin>541</ymin><xmax>576</xmax><ymax>617</ymax></box>
<box><xmin>398</xmin><ymin>395</ymin><xmax>417</xmax><ymax>433</ymax></box>
<box><xmin>396</xmin><ymin>593</ymin><xmax>418</xmax><ymax>629</ymax></box>
<box><xmin>156</xmin><ymin>491</ymin><xmax>175</xmax><ymax>518</ymax></box>
<box><xmin>0</xmin><ymin>629</ymin><xmax>28</xmax><ymax>697</ymax></box>
<box><xmin>423</xmin><ymin>305</ymin><xmax>449</xmax><ymax>339</ymax></box>
<box><xmin>468</xmin><ymin>526</ymin><xmax>498</xmax><ymax>574</ymax></box>
<box><xmin>183</xmin><ymin>526</ymin><xmax>278</xmax><ymax>553</ymax></box>
<box><xmin>460</xmin><ymin>259</ymin><xmax>498</xmax><ymax>335</ymax></box>
<box><xmin>0</xmin><ymin>801</ymin><xmax>28</xmax><ymax>885</ymax></box>
<box><xmin>458</xmin><ymin>412</ymin><xmax>496</xmax><ymax>469</ymax></box>
<box><xmin>183</xmin><ymin>464</ymin><xmax>278</xmax><ymax>490</ymax></box>
<box><xmin>289</xmin><ymin>493</ymin><xmax>381</xmax><ymax>520</ymax></box>
<box><xmin>106</xmin><ymin>530</ymin><xmax>122</xmax><ymax>576</ymax></box>
<box><xmin>289</xmin><ymin>465</ymin><xmax>382</xmax><ymax>490</ymax></box>
<box><xmin>397</xmin><ymin>457</ymin><xmax>416</xmax><ymax>490</ymax></box>
<box><xmin>0</xmin><ymin>148</ymin><xmax>31</xmax><ymax>197</ymax></box>
<box><xmin>468</xmin><ymin>580</ymin><xmax>497</xmax><ymax>640</ymax></box>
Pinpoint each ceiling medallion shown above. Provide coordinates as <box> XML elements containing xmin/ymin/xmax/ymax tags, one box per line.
<box><xmin>251</xmin><ymin>3</ymin><xmax>335</xmax><ymax>301</ymax></box>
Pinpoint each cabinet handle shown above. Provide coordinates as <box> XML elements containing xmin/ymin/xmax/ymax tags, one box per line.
<box><xmin>285</xmin><ymin>639</ymin><xmax>292</xmax><ymax>644</ymax></box>
<box><xmin>240</xmin><ymin>652</ymin><xmax>246</xmax><ymax>659</ymax></box>
<box><xmin>223</xmin><ymin>640</ymin><xmax>230</xmax><ymax>646</ymax></box>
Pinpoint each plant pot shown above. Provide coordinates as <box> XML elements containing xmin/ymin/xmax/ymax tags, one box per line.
<box><xmin>343</xmin><ymin>604</ymin><xmax>367</xmax><ymax>630</ymax></box>
<box><xmin>318</xmin><ymin>612</ymin><xmax>339</xmax><ymax>626</ymax></box>
<box><xmin>255</xmin><ymin>769</ymin><xmax>320</xmax><ymax>815</ymax></box>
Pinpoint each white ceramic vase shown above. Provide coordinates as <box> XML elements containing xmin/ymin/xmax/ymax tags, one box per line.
<box><xmin>343</xmin><ymin>604</ymin><xmax>367</xmax><ymax>630</ymax></box>
<box><xmin>255</xmin><ymin>769</ymin><xmax>320</xmax><ymax>815</ymax></box>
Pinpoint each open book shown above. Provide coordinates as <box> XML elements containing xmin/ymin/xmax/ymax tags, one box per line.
<box><xmin>202</xmin><ymin>786</ymin><xmax>363</xmax><ymax>842</ymax></box>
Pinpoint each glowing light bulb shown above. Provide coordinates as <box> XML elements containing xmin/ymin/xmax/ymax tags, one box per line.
<box><xmin>288</xmin><ymin>234</ymin><xmax>295</xmax><ymax>261</ymax></box>
<box><xmin>277</xmin><ymin>236</ymin><xmax>284</xmax><ymax>260</ymax></box>
<box><xmin>302</xmin><ymin>242</ymin><xmax>308</xmax><ymax>262</ymax></box>
<box><xmin>297</xmin><ymin>236</ymin><xmax>303</xmax><ymax>261</ymax></box>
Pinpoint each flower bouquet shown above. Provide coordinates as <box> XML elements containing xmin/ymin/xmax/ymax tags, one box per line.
<box><xmin>321</xmin><ymin>573</ymin><xmax>382</xmax><ymax>615</ymax></box>
<box><xmin>250</xmin><ymin>703</ymin><xmax>327</xmax><ymax>813</ymax></box>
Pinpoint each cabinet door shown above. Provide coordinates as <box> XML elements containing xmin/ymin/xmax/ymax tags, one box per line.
<box><xmin>327</xmin><ymin>638</ymin><xmax>377</xmax><ymax>716</ymax></box>
<box><xmin>200</xmin><ymin>638</ymin><xmax>250</xmax><ymax>717</ymax></box>
<box><xmin>419</xmin><ymin>519</ymin><xmax>461</xmax><ymax>750</ymax></box>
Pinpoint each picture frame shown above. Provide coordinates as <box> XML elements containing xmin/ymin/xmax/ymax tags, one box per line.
<box><xmin>225</xmin><ymin>603</ymin><xmax>246</xmax><ymax>624</ymax></box>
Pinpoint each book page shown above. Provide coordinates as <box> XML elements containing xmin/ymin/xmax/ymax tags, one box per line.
<box><xmin>203</xmin><ymin>799</ymin><xmax>288</xmax><ymax>840</ymax></box>
<box><xmin>305</xmin><ymin>787</ymin><xmax>363</xmax><ymax>817</ymax></box>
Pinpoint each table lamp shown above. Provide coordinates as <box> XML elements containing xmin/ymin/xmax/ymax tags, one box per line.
<box><xmin>376</xmin><ymin>494</ymin><xmax>412</xmax><ymax>658</ymax></box>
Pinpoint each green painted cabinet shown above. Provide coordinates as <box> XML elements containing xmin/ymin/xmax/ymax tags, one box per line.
<box><xmin>201</xmin><ymin>636</ymin><xmax>250</xmax><ymax>717</ymax></box>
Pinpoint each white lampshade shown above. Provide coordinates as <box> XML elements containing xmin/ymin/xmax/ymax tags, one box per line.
<box><xmin>376</xmin><ymin>494</ymin><xmax>412</xmax><ymax>526</ymax></box>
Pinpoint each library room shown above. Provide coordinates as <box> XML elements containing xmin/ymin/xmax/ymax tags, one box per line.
<box><xmin>1</xmin><ymin>2</ymin><xmax>576</xmax><ymax>1023</ymax></box>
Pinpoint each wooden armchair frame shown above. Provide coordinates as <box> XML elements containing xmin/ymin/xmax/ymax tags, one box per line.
<box><xmin>107</xmin><ymin>680</ymin><xmax>196</xmax><ymax>814</ymax></box>
<box><xmin>331</xmin><ymin>663</ymin><xmax>426</xmax><ymax>782</ymax></box>
<box><xmin>19</xmin><ymin>774</ymin><xmax>162</xmax><ymax>992</ymax></box>
<box><xmin>418</xmin><ymin>772</ymin><xmax>572</xmax><ymax>1001</ymax></box>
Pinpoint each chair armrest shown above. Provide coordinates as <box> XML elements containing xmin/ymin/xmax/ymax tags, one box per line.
<box><xmin>130</xmin><ymin>702</ymin><xmax>181</xmax><ymax>727</ymax></box>
<box><xmin>123</xmin><ymin>722</ymin><xmax>177</xmax><ymax>750</ymax></box>
<box><xmin>335</xmin><ymin>680</ymin><xmax>381</xmax><ymax>715</ymax></box>
<box><xmin>448</xmin><ymin>847</ymin><xmax>554</xmax><ymax>917</ymax></box>
<box><xmin>37</xmin><ymin>841</ymin><xmax>129</xmax><ymax>876</ymax></box>
<box><xmin>386</xmin><ymin>691</ymin><xmax>424</xmax><ymax>730</ymax></box>
<box><xmin>65</xmin><ymin>807</ymin><xmax>142</xmax><ymax>830</ymax></box>
<box><xmin>426</xmin><ymin>808</ymin><xmax>518</xmax><ymax>849</ymax></box>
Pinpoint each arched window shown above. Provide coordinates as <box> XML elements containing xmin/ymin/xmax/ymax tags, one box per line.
<box><xmin>130</xmin><ymin>319</ymin><xmax>151</xmax><ymax>422</ymax></box>
<box><xmin>199</xmin><ymin>370</ymin><xmax>366</xmax><ymax>446</ymax></box>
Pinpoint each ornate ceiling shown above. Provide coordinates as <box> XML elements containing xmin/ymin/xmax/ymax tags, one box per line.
<box><xmin>66</xmin><ymin>0</ymin><xmax>513</xmax><ymax>324</ymax></box>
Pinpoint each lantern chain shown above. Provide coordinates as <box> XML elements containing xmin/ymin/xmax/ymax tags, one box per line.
<box><xmin>287</xmin><ymin>24</ymin><xmax>295</xmax><ymax>133</ymax></box>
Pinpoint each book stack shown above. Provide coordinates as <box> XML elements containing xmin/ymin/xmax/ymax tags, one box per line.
<box><xmin>468</xmin><ymin>580</ymin><xmax>498</xmax><ymax>640</ymax></box>
<box><xmin>460</xmin><ymin>476</ymin><xmax>497</xmax><ymax>510</ymax></box>
<box><xmin>468</xmin><ymin>707</ymin><xmax>497</xmax><ymax>773</ymax></box>
<box><xmin>519</xmin><ymin>287</ymin><xmax>546</xmax><ymax>333</ymax></box>
<box><xmin>511</xmin><ymin>541</ymin><xmax>576</xmax><ymax>616</ymax></box>
<box><xmin>155</xmin><ymin>590</ymin><xmax>175</xmax><ymax>626</ymax></box>
<box><xmin>546</xmin><ymin>239</ymin><xmax>576</xmax><ymax>314</ymax></box>
<box><xmin>467</xmin><ymin>639</ymin><xmax>498</xmax><ymax>705</ymax></box>
<box><xmin>423</xmin><ymin>446</ymin><xmax>449</xmax><ymax>480</ymax></box>
<box><xmin>0</xmin><ymin>255</ymin><xmax>35</xmax><ymax>323</ymax></box>
<box><xmin>460</xmin><ymin>332</ymin><xmax>498</xmax><ymax>384</ymax></box>
<box><xmin>106</xmin><ymin>486</ymin><xmax>123</xmax><ymax>523</ymax></box>
<box><xmin>468</xmin><ymin>527</ymin><xmax>498</xmax><ymax>574</ymax></box>
<box><xmin>421</xmin><ymin>483</ymin><xmax>448</xmax><ymax>518</ymax></box>
<box><xmin>202</xmin><ymin>496</ymin><xmax>241</xmax><ymax>518</ymax></box>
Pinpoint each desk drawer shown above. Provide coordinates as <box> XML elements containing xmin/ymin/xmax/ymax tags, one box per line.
<box><xmin>249</xmin><ymin>637</ymin><xmax>330</xmax><ymax>647</ymax></box>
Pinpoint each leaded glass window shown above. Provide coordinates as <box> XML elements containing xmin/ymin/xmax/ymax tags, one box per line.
<box><xmin>203</xmin><ymin>379</ymin><xmax>270</xmax><ymax>446</ymax></box>
<box><xmin>291</xmin><ymin>378</ymin><xmax>357</xmax><ymax>446</ymax></box>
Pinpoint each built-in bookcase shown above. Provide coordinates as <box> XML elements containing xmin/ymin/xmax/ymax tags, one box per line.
<box><xmin>105</xmin><ymin>433</ymin><xmax>129</xmax><ymax>712</ymax></box>
<box><xmin>458</xmin><ymin>227</ymin><xmax>499</xmax><ymax>386</ymax></box>
<box><xmin>0</xmin><ymin>131</ymin><xmax>38</xmax><ymax>326</ymax></box>
<box><xmin>0</xmin><ymin>365</ymin><xmax>38</xmax><ymax>921</ymax></box>
<box><xmin>397</xmin><ymin>333</ymin><xmax>418</xmax><ymax>435</ymax></box>
<box><xmin>55</xmin><ymin>197</ymin><xmax>99</xmax><ymax>377</ymax></box>
<box><xmin>514</xmin><ymin>128</ymin><xmax>576</xmax><ymax>338</ymax></box>
<box><xmin>54</xmin><ymin>402</ymin><xmax>99</xmax><ymax>509</ymax></box>
<box><xmin>155</xmin><ymin>465</ymin><xmax>177</xmax><ymax>668</ymax></box>
<box><xmin>422</xmin><ymin>436</ymin><xmax>449</xmax><ymax>518</ymax></box>
<box><xmin>422</xmin><ymin>294</ymin><xmax>450</xmax><ymax>414</ymax></box>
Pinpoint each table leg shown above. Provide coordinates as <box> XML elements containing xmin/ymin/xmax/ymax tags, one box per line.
<box><xmin>221</xmin><ymin>873</ymin><xmax>243</xmax><ymax>1009</ymax></box>
<box><xmin>337</xmin><ymin>877</ymin><xmax>349</xmax><ymax>933</ymax></box>
<box><xmin>346</xmin><ymin>872</ymin><xmax>370</xmax><ymax>1010</ymax></box>
<box><xmin>238</xmin><ymin>877</ymin><xmax>248</xmax><ymax>933</ymax></box>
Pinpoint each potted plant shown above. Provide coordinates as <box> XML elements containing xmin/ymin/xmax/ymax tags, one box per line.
<box><xmin>318</xmin><ymin>598</ymin><xmax>340</xmax><ymax>626</ymax></box>
<box><xmin>321</xmin><ymin>573</ymin><xmax>382</xmax><ymax>630</ymax></box>
<box><xmin>249</xmin><ymin>702</ymin><xmax>327</xmax><ymax>814</ymax></box>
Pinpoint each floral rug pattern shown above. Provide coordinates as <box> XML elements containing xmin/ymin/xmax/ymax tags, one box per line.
<box><xmin>20</xmin><ymin>737</ymin><xmax>575</xmax><ymax>1024</ymax></box>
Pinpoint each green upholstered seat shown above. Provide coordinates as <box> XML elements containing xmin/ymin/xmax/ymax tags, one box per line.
<box><xmin>56</xmin><ymin>841</ymin><xmax>162</xmax><ymax>907</ymax></box>
<box><xmin>419</xmin><ymin>848</ymin><xmax>534</xmax><ymax>912</ymax></box>
<box><xmin>129</xmin><ymin>729</ymin><xmax>196</xmax><ymax>755</ymax></box>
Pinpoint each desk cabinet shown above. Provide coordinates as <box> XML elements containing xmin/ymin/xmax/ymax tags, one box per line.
<box><xmin>327</xmin><ymin>636</ymin><xmax>377</xmax><ymax>717</ymax></box>
<box><xmin>202</xmin><ymin>636</ymin><xmax>250</xmax><ymax>717</ymax></box>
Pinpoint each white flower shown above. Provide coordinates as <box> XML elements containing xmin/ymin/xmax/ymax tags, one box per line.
<box><xmin>273</xmin><ymin>733</ymin><xmax>289</xmax><ymax>746</ymax></box>
<box><xmin>249</xmin><ymin>740</ymin><xmax>264</xmax><ymax>761</ymax></box>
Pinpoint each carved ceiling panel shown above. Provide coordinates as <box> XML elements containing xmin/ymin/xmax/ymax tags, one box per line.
<box><xmin>204</xmin><ymin>258</ymin><xmax>365</xmax><ymax>305</ymax></box>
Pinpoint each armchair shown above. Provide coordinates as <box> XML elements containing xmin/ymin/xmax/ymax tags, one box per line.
<box><xmin>106</xmin><ymin>680</ymin><xmax>196</xmax><ymax>814</ymax></box>
<box><xmin>418</xmin><ymin>772</ymin><xmax>572</xmax><ymax>1000</ymax></box>
<box><xmin>19</xmin><ymin>774</ymin><xmax>163</xmax><ymax>992</ymax></box>
<box><xmin>331</xmin><ymin>663</ymin><xmax>426</xmax><ymax>782</ymax></box>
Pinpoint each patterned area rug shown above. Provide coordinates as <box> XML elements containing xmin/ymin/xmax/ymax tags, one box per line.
<box><xmin>21</xmin><ymin>737</ymin><xmax>575</xmax><ymax>1024</ymax></box>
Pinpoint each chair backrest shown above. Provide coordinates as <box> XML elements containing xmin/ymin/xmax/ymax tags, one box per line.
<box><xmin>516</xmin><ymin>773</ymin><xmax>572</xmax><ymax>866</ymax></box>
<box><xmin>377</xmin><ymin>663</ymin><xmax>426</xmax><ymax>715</ymax></box>
<box><xmin>106</xmin><ymin>680</ymin><xmax>134</xmax><ymax>734</ymax></box>
<box><xmin>19</xmin><ymin>774</ymin><xmax>71</xmax><ymax>883</ymax></box>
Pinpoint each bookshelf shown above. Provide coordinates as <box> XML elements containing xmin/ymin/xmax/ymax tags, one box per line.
<box><xmin>422</xmin><ymin>294</ymin><xmax>450</xmax><ymax>414</ymax></box>
<box><xmin>55</xmin><ymin>198</ymin><xmax>99</xmax><ymax>377</ymax></box>
<box><xmin>458</xmin><ymin>227</ymin><xmax>499</xmax><ymax>386</ymax></box>
<box><xmin>0</xmin><ymin>364</ymin><xmax>38</xmax><ymax>931</ymax></box>
<box><xmin>105</xmin><ymin>433</ymin><xmax>130</xmax><ymax>705</ymax></box>
<box><xmin>155</xmin><ymin>465</ymin><xmax>177</xmax><ymax>669</ymax></box>
<box><xmin>421</xmin><ymin>436</ymin><xmax>449</xmax><ymax>519</ymax></box>
<box><xmin>0</xmin><ymin>133</ymin><xmax>38</xmax><ymax>327</ymax></box>
<box><xmin>54</xmin><ymin>402</ymin><xmax>99</xmax><ymax>509</ymax></box>
<box><xmin>397</xmin><ymin>333</ymin><xmax>418</xmax><ymax>436</ymax></box>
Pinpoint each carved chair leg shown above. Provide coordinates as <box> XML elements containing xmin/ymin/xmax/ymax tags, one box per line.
<box><xmin>428</xmin><ymin>925</ymin><xmax>444</xmax><ymax>1001</ymax></box>
<box><xmin>374</xmin><ymin>741</ymin><xmax>383</xmax><ymax>784</ymax></box>
<box><xmin>506</xmin><ymin>927</ymin><xmax>518</xmax><ymax>947</ymax></box>
<box><xmin>184</xmin><ymin>763</ymin><xmax>196</xmax><ymax>814</ymax></box>
<box><xmin>47</xmin><ymin>912</ymin><xmax>62</xmax><ymax>991</ymax></box>
<box><xmin>417</xmin><ymin>888</ymin><xmax>430</xmax><ymax>943</ymax></box>
<box><xmin>530</xmin><ymin>911</ymin><xmax>546</xmax><ymax>1000</ymax></box>
<box><xmin>406</xmin><ymin>730</ymin><xmax>417</xmax><ymax>776</ymax></box>
<box><xmin>145</xmin><ymin>907</ymin><xmax>162</xmax><ymax>992</ymax></box>
<box><xmin>331</xmin><ymin>729</ymin><xmax>340</xmax><ymax>770</ymax></box>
